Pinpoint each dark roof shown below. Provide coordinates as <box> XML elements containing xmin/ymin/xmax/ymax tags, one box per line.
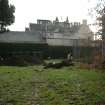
<box><xmin>0</xmin><ymin>31</ymin><xmax>46</xmax><ymax>44</ymax></box>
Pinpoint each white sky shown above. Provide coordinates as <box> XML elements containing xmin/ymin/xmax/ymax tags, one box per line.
<box><xmin>9</xmin><ymin>0</ymin><xmax>97</xmax><ymax>31</ymax></box>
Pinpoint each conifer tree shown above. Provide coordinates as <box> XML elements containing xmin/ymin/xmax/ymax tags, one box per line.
<box><xmin>0</xmin><ymin>0</ymin><xmax>15</xmax><ymax>32</ymax></box>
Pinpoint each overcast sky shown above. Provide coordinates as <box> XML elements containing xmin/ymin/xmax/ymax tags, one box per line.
<box><xmin>9</xmin><ymin>0</ymin><xmax>97</xmax><ymax>31</ymax></box>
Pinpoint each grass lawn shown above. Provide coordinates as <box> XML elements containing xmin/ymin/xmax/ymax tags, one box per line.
<box><xmin>0</xmin><ymin>65</ymin><xmax>105</xmax><ymax>105</ymax></box>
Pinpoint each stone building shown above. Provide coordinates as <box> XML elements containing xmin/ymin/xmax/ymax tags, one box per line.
<box><xmin>0</xmin><ymin>17</ymin><xmax>94</xmax><ymax>58</ymax></box>
<box><xmin>27</xmin><ymin>17</ymin><xmax>93</xmax><ymax>46</ymax></box>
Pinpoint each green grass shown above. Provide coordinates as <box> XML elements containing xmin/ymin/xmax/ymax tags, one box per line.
<box><xmin>0</xmin><ymin>66</ymin><xmax>105</xmax><ymax>105</ymax></box>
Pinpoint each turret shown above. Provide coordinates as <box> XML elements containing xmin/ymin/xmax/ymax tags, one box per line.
<box><xmin>55</xmin><ymin>17</ymin><xmax>59</xmax><ymax>23</ymax></box>
<box><xmin>53</xmin><ymin>17</ymin><xmax>59</xmax><ymax>25</ymax></box>
<box><xmin>65</xmin><ymin>16</ymin><xmax>69</xmax><ymax>23</ymax></box>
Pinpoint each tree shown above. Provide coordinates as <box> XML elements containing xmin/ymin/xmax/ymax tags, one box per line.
<box><xmin>94</xmin><ymin>0</ymin><xmax>105</xmax><ymax>39</ymax></box>
<box><xmin>93</xmin><ymin>0</ymin><xmax>105</xmax><ymax>57</ymax></box>
<box><xmin>0</xmin><ymin>0</ymin><xmax>15</xmax><ymax>32</ymax></box>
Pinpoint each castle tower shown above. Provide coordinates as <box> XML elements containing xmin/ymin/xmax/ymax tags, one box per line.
<box><xmin>65</xmin><ymin>16</ymin><xmax>69</xmax><ymax>23</ymax></box>
<box><xmin>64</xmin><ymin>16</ymin><xmax>70</xmax><ymax>28</ymax></box>
<box><xmin>53</xmin><ymin>17</ymin><xmax>59</xmax><ymax>26</ymax></box>
<box><xmin>55</xmin><ymin>17</ymin><xmax>59</xmax><ymax>23</ymax></box>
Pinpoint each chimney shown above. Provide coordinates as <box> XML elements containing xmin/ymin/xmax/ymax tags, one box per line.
<box><xmin>82</xmin><ymin>19</ymin><xmax>87</xmax><ymax>25</ymax></box>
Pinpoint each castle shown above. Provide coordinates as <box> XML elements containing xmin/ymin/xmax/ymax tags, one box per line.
<box><xmin>26</xmin><ymin>17</ymin><xmax>93</xmax><ymax>46</ymax></box>
<box><xmin>0</xmin><ymin>17</ymin><xmax>94</xmax><ymax>58</ymax></box>
<box><xmin>0</xmin><ymin>17</ymin><xmax>93</xmax><ymax>46</ymax></box>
